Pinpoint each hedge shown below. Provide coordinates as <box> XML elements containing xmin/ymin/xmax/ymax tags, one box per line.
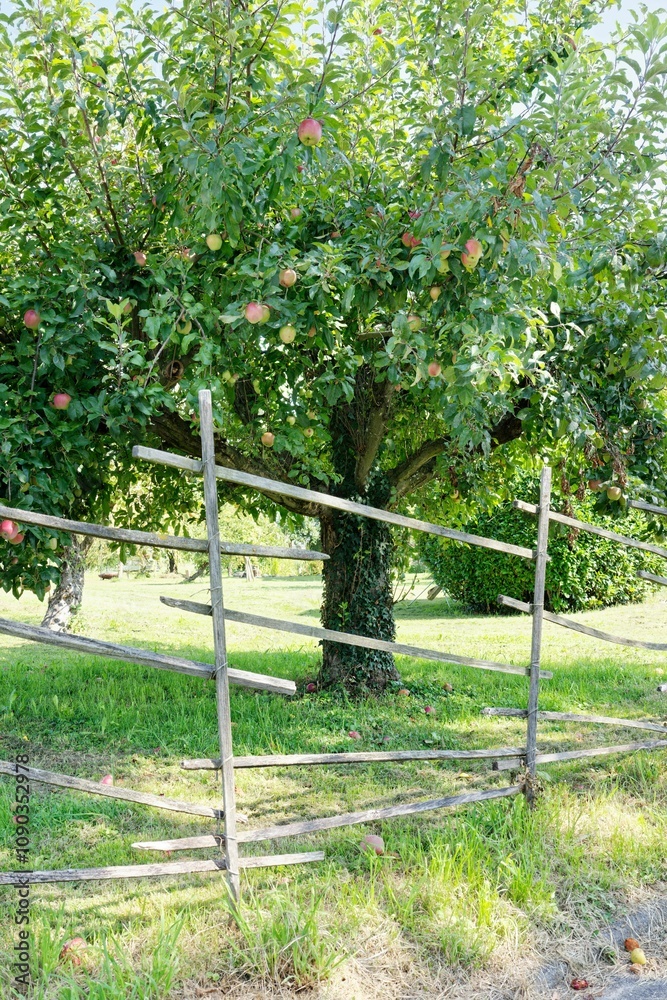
<box><xmin>420</xmin><ymin>484</ymin><xmax>662</xmax><ymax>614</ymax></box>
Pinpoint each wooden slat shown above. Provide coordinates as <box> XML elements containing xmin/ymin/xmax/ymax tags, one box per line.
<box><xmin>481</xmin><ymin>707</ymin><xmax>667</xmax><ymax>734</ymax></box>
<box><xmin>0</xmin><ymin>616</ymin><xmax>296</xmax><ymax>696</ymax></box>
<box><xmin>160</xmin><ymin>597</ymin><xmax>550</xmax><ymax>680</ymax></box>
<box><xmin>131</xmin><ymin>785</ymin><xmax>521</xmax><ymax>849</ymax></box>
<box><xmin>0</xmin><ymin>852</ymin><xmax>325</xmax><ymax>885</ymax></box>
<box><xmin>181</xmin><ymin>746</ymin><xmax>529</xmax><ymax>769</ymax></box>
<box><xmin>493</xmin><ymin>739</ymin><xmax>667</xmax><ymax>770</ymax></box>
<box><xmin>526</xmin><ymin>465</ymin><xmax>551</xmax><ymax>795</ymax></box>
<box><xmin>638</xmin><ymin>569</ymin><xmax>667</xmax><ymax>587</ymax></box>
<box><xmin>497</xmin><ymin>595</ymin><xmax>667</xmax><ymax>652</ymax></box>
<box><xmin>133</xmin><ymin>446</ymin><xmax>537</xmax><ymax>561</ymax></box>
<box><xmin>0</xmin><ymin>759</ymin><xmax>235</xmax><ymax>820</ymax></box>
<box><xmin>0</xmin><ymin>502</ymin><xmax>326</xmax><ymax>561</ymax></box>
<box><xmin>198</xmin><ymin>389</ymin><xmax>239</xmax><ymax>898</ymax></box>
<box><xmin>628</xmin><ymin>499</ymin><xmax>667</xmax><ymax>518</ymax></box>
<box><xmin>514</xmin><ymin>500</ymin><xmax>667</xmax><ymax>560</ymax></box>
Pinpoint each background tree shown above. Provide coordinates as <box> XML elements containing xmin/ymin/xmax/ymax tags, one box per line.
<box><xmin>1</xmin><ymin>0</ymin><xmax>666</xmax><ymax>687</ymax></box>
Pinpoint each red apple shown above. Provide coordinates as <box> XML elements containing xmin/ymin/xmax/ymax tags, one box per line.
<box><xmin>348</xmin><ymin>730</ymin><xmax>361</xmax><ymax>739</ymax></box>
<box><xmin>133</xmin><ymin>250</ymin><xmax>147</xmax><ymax>266</ymax></box>
<box><xmin>408</xmin><ymin>210</ymin><xmax>421</xmax><ymax>220</ymax></box>
<box><xmin>428</xmin><ymin>361</ymin><xmax>442</xmax><ymax>377</ymax></box>
<box><xmin>100</xmin><ymin>774</ymin><xmax>113</xmax><ymax>786</ymax></box>
<box><xmin>360</xmin><ymin>834</ymin><xmax>384</xmax><ymax>855</ymax></box>
<box><xmin>424</xmin><ymin>705</ymin><xmax>435</xmax><ymax>715</ymax></box>
<box><xmin>461</xmin><ymin>238</ymin><xmax>483</xmax><ymax>268</ymax></box>
<box><xmin>297</xmin><ymin>164</ymin><xmax>305</xmax><ymax>174</ymax></box>
<box><xmin>397</xmin><ymin>688</ymin><xmax>410</xmax><ymax>696</ymax></box>
<box><xmin>0</xmin><ymin>520</ymin><xmax>18</xmax><ymax>540</ymax></box>
<box><xmin>60</xmin><ymin>937</ymin><xmax>87</xmax><ymax>965</ymax></box>
<box><xmin>261</xmin><ymin>431</ymin><xmax>275</xmax><ymax>447</ymax></box>
<box><xmin>52</xmin><ymin>393</ymin><xmax>72</xmax><ymax>410</ymax></box>
<box><xmin>290</xmin><ymin>207</ymin><xmax>302</xmax><ymax>221</ymax></box>
<box><xmin>8</xmin><ymin>533</ymin><xmax>24</xmax><ymax>545</ymax></box>
<box><xmin>279</xmin><ymin>268</ymin><xmax>297</xmax><ymax>288</ymax></box>
<box><xmin>279</xmin><ymin>325</ymin><xmax>296</xmax><ymax>344</ymax></box>
<box><xmin>306</xmin><ymin>682</ymin><xmax>316</xmax><ymax>693</ymax></box>
<box><xmin>372</xmin><ymin>27</ymin><xmax>383</xmax><ymax>35</ymax></box>
<box><xmin>298</xmin><ymin>118</ymin><xmax>323</xmax><ymax>146</ymax></box>
<box><xmin>245</xmin><ymin>302</ymin><xmax>266</xmax><ymax>324</ymax></box>
<box><xmin>588</xmin><ymin>479</ymin><xmax>602</xmax><ymax>492</ymax></box>
<box><xmin>401</xmin><ymin>232</ymin><xmax>421</xmax><ymax>248</ymax></box>
<box><xmin>23</xmin><ymin>309</ymin><xmax>40</xmax><ymax>329</ymax></box>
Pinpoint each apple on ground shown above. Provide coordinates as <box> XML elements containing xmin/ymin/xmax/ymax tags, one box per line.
<box><xmin>261</xmin><ymin>431</ymin><xmax>275</xmax><ymax>447</ymax></box>
<box><xmin>23</xmin><ymin>309</ymin><xmax>40</xmax><ymax>329</ymax></box>
<box><xmin>443</xmin><ymin>682</ymin><xmax>453</xmax><ymax>692</ymax></box>
<box><xmin>279</xmin><ymin>267</ymin><xmax>297</xmax><ymax>288</ymax></box>
<box><xmin>1</xmin><ymin>520</ymin><xmax>19</xmax><ymax>540</ymax></box>
<box><xmin>60</xmin><ymin>937</ymin><xmax>87</xmax><ymax>965</ymax></box>
<box><xmin>429</xmin><ymin>286</ymin><xmax>442</xmax><ymax>301</ymax></box>
<box><xmin>52</xmin><ymin>393</ymin><xmax>72</xmax><ymax>410</ymax></box>
<box><xmin>629</xmin><ymin>949</ymin><xmax>646</xmax><ymax>966</ymax></box>
<box><xmin>424</xmin><ymin>705</ymin><xmax>435</xmax><ymax>715</ymax></box>
<box><xmin>397</xmin><ymin>688</ymin><xmax>410</xmax><ymax>696</ymax></box>
<box><xmin>348</xmin><ymin>730</ymin><xmax>361</xmax><ymax>739</ymax></box>
<box><xmin>461</xmin><ymin>238</ymin><xmax>483</xmax><ymax>268</ymax></box>
<box><xmin>100</xmin><ymin>774</ymin><xmax>113</xmax><ymax>786</ymax></box>
<box><xmin>306</xmin><ymin>682</ymin><xmax>316</xmax><ymax>693</ymax></box>
<box><xmin>607</xmin><ymin>485</ymin><xmax>622</xmax><ymax>500</ymax></box>
<box><xmin>360</xmin><ymin>834</ymin><xmax>384</xmax><ymax>855</ymax></box>
<box><xmin>428</xmin><ymin>361</ymin><xmax>442</xmax><ymax>377</ymax></box>
<box><xmin>279</xmin><ymin>325</ymin><xmax>296</xmax><ymax>344</ymax></box>
<box><xmin>297</xmin><ymin>118</ymin><xmax>322</xmax><ymax>146</ymax></box>
<box><xmin>133</xmin><ymin>250</ymin><xmax>147</xmax><ymax>266</ymax></box>
<box><xmin>206</xmin><ymin>233</ymin><xmax>223</xmax><ymax>251</ymax></box>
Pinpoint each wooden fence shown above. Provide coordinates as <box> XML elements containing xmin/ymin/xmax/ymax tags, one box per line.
<box><xmin>1</xmin><ymin>389</ymin><xmax>666</xmax><ymax>899</ymax></box>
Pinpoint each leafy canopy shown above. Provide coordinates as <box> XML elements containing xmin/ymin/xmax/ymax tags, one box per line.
<box><xmin>1</xmin><ymin>0</ymin><xmax>667</xmax><ymax>598</ymax></box>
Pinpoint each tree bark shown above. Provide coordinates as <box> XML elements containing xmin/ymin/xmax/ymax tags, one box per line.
<box><xmin>41</xmin><ymin>536</ymin><xmax>93</xmax><ymax>633</ymax></box>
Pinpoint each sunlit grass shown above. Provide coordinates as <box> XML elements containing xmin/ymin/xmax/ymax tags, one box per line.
<box><xmin>1</xmin><ymin>574</ymin><xmax>667</xmax><ymax>995</ymax></box>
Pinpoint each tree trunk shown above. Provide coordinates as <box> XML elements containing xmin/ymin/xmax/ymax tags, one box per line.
<box><xmin>167</xmin><ymin>551</ymin><xmax>178</xmax><ymax>573</ymax></box>
<box><xmin>41</xmin><ymin>536</ymin><xmax>92</xmax><ymax>633</ymax></box>
<box><xmin>318</xmin><ymin>378</ymin><xmax>399</xmax><ymax>693</ymax></box>
<box><xmin>319</xmin><ymin>505</ymin><xmax>399</xmax><ymax>692</ymax></box>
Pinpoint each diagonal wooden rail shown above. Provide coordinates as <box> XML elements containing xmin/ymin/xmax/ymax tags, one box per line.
<box><xmin>497</xmin><ymin>594</ymin><xmax>667</xmax><ymax>651</ymax></box>
<box><xmin>0</xmin><ymin>503</ymin><xmax>327</xmax><ymax>561</ymax></box>
<box><xmin>0</xmin><ymin>617</ymin><xmax>295</xmax><ymax>695</ymax></box>
<box><xmin>133</xmin><ymin>446</ymin><xmax>538</xmax><ymax>560</ymax></box>
<box><xmin>161</xmin><ymin>596</ymin><xmax>550</xmax><ymax>679</ymax></box>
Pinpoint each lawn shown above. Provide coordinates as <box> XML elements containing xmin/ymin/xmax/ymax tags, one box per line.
<box><xmin>2</xmin><ymin>572</ymin><xmax>667</xmax><ymax>998</ymax></box>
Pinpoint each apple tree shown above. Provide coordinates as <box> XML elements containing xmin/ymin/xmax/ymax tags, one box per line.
<box><xmin>1</xmin><ymin>0</ymin><xmax>667</xmax><ymax>687</ymax></box>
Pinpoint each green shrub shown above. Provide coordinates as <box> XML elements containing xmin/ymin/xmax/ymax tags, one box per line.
<box><xmin>420</xmin><ymin>483</ymin><xmax>662</xmax><ymax>614</ymax></box>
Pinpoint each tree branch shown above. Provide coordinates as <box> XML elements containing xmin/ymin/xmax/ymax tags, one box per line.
<box><xmin>149</xmin><ymin>409</ymin><xmax>322</xmax><ymax>517</ymax></box>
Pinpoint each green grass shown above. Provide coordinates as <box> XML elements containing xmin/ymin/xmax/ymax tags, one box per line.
<box><xmin>2</xmin><ymin>573</ymin><xmax>667</xmax><ymax>996</ymax></box>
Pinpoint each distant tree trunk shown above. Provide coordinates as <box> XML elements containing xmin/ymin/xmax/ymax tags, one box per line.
<box><xmin>244</xmin><ymin>556</ymin><xmax>255</xmax><ymax>580</ymax></box>
<box><xmin>41</xmin><ymin>536</ymin><xmax>93</xmax><ymax>632</ymax></box>
<box><xmin>167</xmin><ymin>551</ymin><xmax>178</xmax><ymax>573</ymax></box>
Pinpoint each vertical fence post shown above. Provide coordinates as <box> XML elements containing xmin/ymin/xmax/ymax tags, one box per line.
<box><xmin>525</xmin><ymin>463</ymin><xmax>552</xmax><ymax>806</ymax></box>
<box><xmin>198</xmin><ymin>389</ymin><xmax>240</xmax><ymax>899</ymax></box>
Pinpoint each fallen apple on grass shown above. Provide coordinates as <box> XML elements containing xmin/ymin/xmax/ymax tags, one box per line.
<box><xmin>360</xmin><ymin>834</ymin><xmax>384</xmax><ymax>855</ymax></box>
<box><xmin>348</xmin><ymin>730</ymin><xmax>361</xmax><ymax>740</ymax></box>
<box><xmin>100</xmin><ymin>774</ymin><xmax>113</xmax><ymax>786</ymax></box>
<box><xmin>60</xmin><ymin>937</ymin><xmax>87</xmax><ymax>965</ymax></box>
<box><xmin>306</xmin><ymin>682</ymin><xmax>316</xmax><ymax>693</ymax></box>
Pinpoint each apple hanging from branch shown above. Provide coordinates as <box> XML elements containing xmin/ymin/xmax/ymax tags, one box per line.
<box><xmin>205</xmin><ymin>233</ymin><xmax>223</xmax><ymax>251</ymax></box>
<box><xmin>461</xmin><ymin>238</ymin><xmax>483</xmax><ymax>269</ymax></box>
<box><xmin>245</xmin><ymin>302</ymin><xmax>270</xmax><ymax>324</ymax></box>
<box><xmin>23</xmin><ymin>309</ymin><xmax>40</xmax><ymax>329</ymax></box>
<box><xmin>297</xmin><ymin>118</ymin><xmax>323</xmax><ymax>146</ymax></box>
<box><xmin>279</xmin><ymin>268</ymin><xmax>297</xmax><ymax>288</ymax></box>
<box><xmin>52</xmin><ymin>393</ymin><xmax>72</xmax><ymax>410</ymax></box>
<box><xmin>279</xmin><ymin>325</ymin><xmax>296</xmax><ymax>344</ymax></box>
